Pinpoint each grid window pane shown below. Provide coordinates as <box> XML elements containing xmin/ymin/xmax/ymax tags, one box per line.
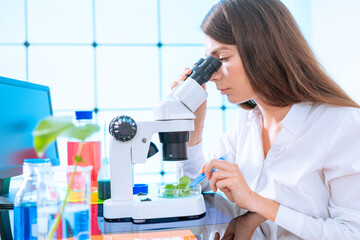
<box><xmin>28</xmin><ymin>46</ymin><xmax>95</xmax><ymax>110</ymax></box>
<box><xmin>96</xmin><ymin>0</ymin><xmax>158</xmax><ymax>44</ymax></box>
<box><xmin>0</xmin><ymin>0</ymin><xmax>25</xmax><ymax>43</ymax></box>
<box><xmin>27</xmin><ymin>0</ymin><xmax>93</xmax><ymax>43</ymax></box>
<box><xmin>160</xmin><ymin>0</ymin><xmax>219</xmax><ymax>44</ymax></box>
<box><xmin>0</xmin><ymin>46</ymin><xmax>26</xmax><ymax>80</ymax></box>
<box><xmin>97</xmin><ymin>46</ymin><xmax>160</xmax><ymax>109</ymax></box>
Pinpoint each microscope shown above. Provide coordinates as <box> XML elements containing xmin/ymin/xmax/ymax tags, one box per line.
<box><xmin>103</xmin><ymin>56</ymin><xmax>222</xmax><ymax>222</ymax></box>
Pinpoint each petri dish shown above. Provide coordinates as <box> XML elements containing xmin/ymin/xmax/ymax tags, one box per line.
<box><xmin>158</xmin><ymin>184</ymin><xmax>201</xmax><ymax>198</ymax></box>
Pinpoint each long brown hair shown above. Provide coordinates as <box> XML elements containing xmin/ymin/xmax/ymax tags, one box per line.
<box><xmin>201</xmin><ymin>0</ymin><xmax>359</xmax><ymax>109</ymax></box>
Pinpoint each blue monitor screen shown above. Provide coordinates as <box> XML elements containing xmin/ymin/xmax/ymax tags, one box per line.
<box><xmin>0</xmin><ymin>76</ymin><xmax>59</xmax><ymax>180</ymax></box>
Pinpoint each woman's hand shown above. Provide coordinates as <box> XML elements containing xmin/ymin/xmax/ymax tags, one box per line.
<box><xmin>201</xmin><ymin>159</ymin><xmax>280</xmax><ymax>222</ymax></box>
<box><xmin>201</xmin><ymin>160</ymin><xmax>255</xmax><ymax>210</ymax></box>
<box><xmin>171</xmin><ymin>68</ymin><xmax>207</xmax><ymax>147</ymax></box>
<box><xmin>171</xmin><ymin>68</ymin><xmax>192</xmax><ymax>89</ymax></box>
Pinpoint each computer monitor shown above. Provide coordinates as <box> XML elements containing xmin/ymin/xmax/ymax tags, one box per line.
<box><xmin>0</xmin><ymin>76</ymin><xmax>59</xmax><ymax>209</ymax></box>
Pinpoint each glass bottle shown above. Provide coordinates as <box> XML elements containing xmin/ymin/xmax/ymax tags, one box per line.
<box><xmin>67</xmin><ymin>110</ymin><xmax>101</xmax><ymax>194</ymax></box>
<box><xmin>97</xmin><ymin>156</ymin><xmax>111</xmax><ymax>200</ymax></box>
<box><xmin>13</xmin><ymin>159</ymin><xmax>53</xmax><ymax>240</ymax></box>
<box><xmin>37</xmin><ymin>163</ymin><xmax>60</xmax><ymax>239</ymax></box>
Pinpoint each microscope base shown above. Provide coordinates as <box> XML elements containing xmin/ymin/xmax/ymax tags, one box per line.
<box><xmin>103</xmin><ymin>194</ymin><xmax>206</xmax><ymax>222</ymax></box>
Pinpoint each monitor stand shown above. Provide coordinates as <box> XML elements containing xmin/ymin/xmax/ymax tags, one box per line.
<box><xmin>0</xmin><ymin>178</ymin><xmax>15</xmax><ymax>209</ymax></box>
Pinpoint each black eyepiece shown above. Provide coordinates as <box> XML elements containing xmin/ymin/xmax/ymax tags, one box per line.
<box><xmin>188</xmin><ymin>56</ymin><xmax>222</xmax><ymax>86</ymax></box>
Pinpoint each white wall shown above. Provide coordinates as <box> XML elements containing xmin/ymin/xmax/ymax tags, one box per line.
<box><xmin>310</xmin><ymin>0</ymin><xmax>360</xmax><ymax>103</ymax></box>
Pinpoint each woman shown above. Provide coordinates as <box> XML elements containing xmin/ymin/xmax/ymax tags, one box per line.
<box><xmin>175</xmin><ymin>0</ymin><xmax>360</xmax><ymax>239</ymax></box>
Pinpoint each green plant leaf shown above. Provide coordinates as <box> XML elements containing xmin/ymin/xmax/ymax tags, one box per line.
<box><xmin>179</xmin><ymin>189</ymin><xmax>191</xmax><ymax>197</ymax></box>
<box><xmin>163</xmin><ymin>189</ymin><xmax>177</xmax><ymax>198</ymax></box>
<box><xmin>32</xmin><ymin>116</ymin><xmax>74</xmax><ymax>157</ymax></box>
<box><xmin>32</xmin><ymin>116</ymin><xmax>100</xmax><ymax>157</ymax></box>
<box><xmin>178</xmin><ymin>176</ymin><xmax>191</xmax><ymax>189</ymax></box>
<box><xmin>161</xmin><ymin>177</ymin><xmax>194</xmax><ymax>198</ymax></box>
<box><xmin>61</xmin><ymin>124</ymin><xmax>100</xmax><ymax>142</ymax></box>
<box><xmin>165</xmin><ymin>184</ymin><xmax>176</xmax><ymax>189</ymax></box>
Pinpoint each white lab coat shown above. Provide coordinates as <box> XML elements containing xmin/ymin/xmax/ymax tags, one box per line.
<box><xmin>178</xmin><ymin>102</ymin><xmax>360</xmax><ymax>239</ymax></box>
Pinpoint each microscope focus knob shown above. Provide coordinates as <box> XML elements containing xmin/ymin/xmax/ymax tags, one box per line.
<box><xmin>109</xmin><ymin>115</ymin><xmax>137</xmax><ymax>142</ymax></box>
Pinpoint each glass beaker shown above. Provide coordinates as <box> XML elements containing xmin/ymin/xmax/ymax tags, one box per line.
<box><xmin>37</xmin><ymin>165</ymin><xmax>92</xmax><ymax>240</ymax></box>
<box><xmin>65</xmin><ymin>165</ymin><xmax>92</xmax><ymax>239</ymax></box>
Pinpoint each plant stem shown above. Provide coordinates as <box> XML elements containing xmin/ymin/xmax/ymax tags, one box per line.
<box><xmin>47</xmin><ymin>142</ymin><xmax>84</xmax><ymax>240</ymax></box>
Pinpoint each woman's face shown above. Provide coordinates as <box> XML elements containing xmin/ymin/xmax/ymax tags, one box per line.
<box><xmin>204</xmin><ymin>35</ymin><xmax>256</xmax><ymax>104</ymax></box>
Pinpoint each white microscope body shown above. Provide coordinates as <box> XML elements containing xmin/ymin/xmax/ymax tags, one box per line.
<box><xmin>103</xmin><ymin>56</ymin><xmax>221</xmax><ymax>222</ymax></box>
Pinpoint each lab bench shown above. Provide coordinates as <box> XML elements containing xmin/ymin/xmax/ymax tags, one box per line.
<box><xmin>0</xmin><ymin>193</ymin><xmax>262</xmax><ymax>239</ymax></box>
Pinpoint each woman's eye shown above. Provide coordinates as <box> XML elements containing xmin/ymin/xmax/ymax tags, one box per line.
<box><xmin>218</xmin><ymin>57</ymin><xmax>227</xmax><ymax>62</ymax></box>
